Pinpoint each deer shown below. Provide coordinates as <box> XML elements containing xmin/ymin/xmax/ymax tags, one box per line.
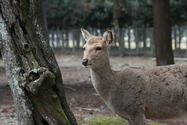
<box><xmin>81</xmin><ymin>28</ymin><xmax>187</xmax><ymax>125</ymax></box>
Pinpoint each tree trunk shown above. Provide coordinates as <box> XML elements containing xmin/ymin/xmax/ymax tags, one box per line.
<box><xmin>113</xmin><ymin>5</ymin><xmax>124</xmax><ymax>57</ymax></box>
<box><xmin>0</xmin><ymin>0</ymin><xmax>77</xmax><ymax>125</ymax></box>
<box><xmin>178</xmin><ymin>26</ymin><xmax>184</xmax><ymax>50</ymax></box>
<box><xmin>128</xmin><ymin>28</ymin><xmax>131</xmax><ymax>49</ymax></box>
<box><xmin>65</xmin><ymin>30</ymin><xmax>69</xmax><ymax>48</ymax></box>
<box><xmin>0</xmin><ymin>14</ymin><xmax>35</xmax><ymax>125</ymax></box>
<box><xmin>41</xmin><ymin>0</ymin><xmax>49</xmax><ymax>40</ymax></box>
<box><xmin>153</xmin><ymin>0</ymin><xmax>174</xmax><ymax>66</ymax></box>
<box><xmin>174</xmin><ymin>27</ymin><xmax>177</xmax><ymax>50</ymax></box>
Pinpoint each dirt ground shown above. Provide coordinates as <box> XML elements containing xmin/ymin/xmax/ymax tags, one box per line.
<box><xmin>1</xmin><ymin>54</ymin><xmax>187</xmax><ymax>125</ymax></box>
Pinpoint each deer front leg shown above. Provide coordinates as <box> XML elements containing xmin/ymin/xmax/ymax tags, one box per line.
<box><xmin>128</xmin><ymin>115</ymin><xmax>146</xmax><ymax>125</ymax></box>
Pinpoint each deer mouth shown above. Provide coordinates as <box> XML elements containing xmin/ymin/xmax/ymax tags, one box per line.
<box><xmin>83</xmin><ymin>64</ymin><xmax>92</xmax><ymax>68</ymax></box>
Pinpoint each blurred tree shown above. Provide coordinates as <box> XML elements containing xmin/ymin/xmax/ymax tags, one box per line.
<box><xmin>86</xmin><ymin>0</ymin><xmax>130</xmax><ymax>56</ymax></box>
<box><xmin>170</xmin><ymin>0</ymin><xmax>187</xmax><ymax>49</ymax></box>
<box><xmin>112</xmin><ymin>0</ymin><xmax>125</xmax><ymax>57</ymax></box>
<box><xmin>170</xmin><ymin>0</ymin><xmax>187</xmax><ymax>26</ymax></box>
<box><xmin>44</xmin><ymin>0</ymin><xmax>187</xmax><ymax>59</ymax></box>
<box><xmin>46</xmin><ymin>0</ymin><xmax>92</xmax><ymax>29</ymax></box>
<box><xmin>45</xmin><ymin>0</ymin><xmax>132</xmax><ymax>29</ymax></box>
<box><xmin>132</xmin><ymin>0</ymin><xmax>153</xmax><ymax>28</ymax></box>
<box><xmin>45</xmin><ymin>0</ymin><xmax>187</xmax><ymax>29</ymax></box>
<box><xmin>113</xmin><ymin>3</ymin><xmax>124</xmax><ymax>56</ymax></box>
<box><xmin>85</xmin><ymin>5</ymin><xmax>113</xmax><ymax>28</ymax></box>
<box><xmin>153</xmin><ymin>0</ymin><xmax>174</xmax><ymax>66</ymax></box>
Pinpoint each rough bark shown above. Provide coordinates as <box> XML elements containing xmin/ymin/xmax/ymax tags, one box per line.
<box><xmin>153</xmin><ymin>0</ymin><xmax>174</xmax><ymax>66</ymax></box>
<box><xmin>41</xmin><ymin>0</ymin><xmax>49</xmax><ymax>40</ymax></box>
<box><xmin>0</xmin><ymin>14</ymin><xmax>35</xmax><ymax>125</ymax></box>
<box><xmin>0</xmin><ymin>0</ymin><xmax>77</xmax><ymax>125</ymax></box>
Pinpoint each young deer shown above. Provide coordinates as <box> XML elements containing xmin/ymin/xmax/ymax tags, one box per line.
<box><xmin>81</xmin><ymin>28</ymin><xmax>187</xmax><ymax>125</ymax></box>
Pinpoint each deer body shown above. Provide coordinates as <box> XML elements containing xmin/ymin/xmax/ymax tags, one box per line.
<box><xmin>81</xmin><ymin>28</ymin><xmax>187</xmax><ymax>125</ymax></box>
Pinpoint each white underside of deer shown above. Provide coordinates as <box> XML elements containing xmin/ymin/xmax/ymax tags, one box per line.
<box><xmin>81</xmin><ymin>28</ymin><xmax>187</xmax><ymax>125</ymax></box>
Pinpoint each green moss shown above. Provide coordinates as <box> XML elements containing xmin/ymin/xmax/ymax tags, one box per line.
<box><xmin>149</xmin><ymin>123</ymin><xmax>162</xmax><ymax>125</ymax></box>
<box><xmin>31</xmin><ymin>89</ymin><xmax>70</xmax><ymax>125</ymax></box>
<box><xmin>30</xmin><ymin>34</ymin><xmax>37</xmax><ymax>42</ymax></box>
<box><xmin>78</xmin><ymin>116</ymin><xmax>165</xmax><ymax>125</ymax></box>
<box><xmin>19</xmin><ymin>0</ymin><xmax>38</xmax><ymax>44</ymax></box>
<box><xmin>21</xmin><ymin>56</ymin><xmax>30</xmax><ymax>71</ymax></box>
<box><xmin>44</xmin><ymin>89</ymin><xmax>70</xmax><ymax>124</ymax></box>
<box><xmin>78</xmin><ymin>116</ymin><xmax>127</xmax><ymax>125</ymax></box>
<box><xmin>31</xmin><ymin>94</ymin><xmax>44</xmax><ymax>111</ymax></box>
<box><xmin>48</xmin><ymin>72</ymin><xmax>56</xmax><ymax>84</ymax></box>
<box><xmin>49</xmin><ymin>72</ymin><xmax>56</xmax><ymax>78</ymax></box>
<box><xmin>23</xmin><ymin>51</ymin><xmax>39</xmax><ymax>69</ymax></box>
<box><xmin>20</xmin><ymin>1</ymin><xmax>29</xmax><ymax>18</ymax></box>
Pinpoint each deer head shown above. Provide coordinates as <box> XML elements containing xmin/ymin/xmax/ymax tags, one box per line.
<box><xmin>81</xmin><ymin>28</ymin><xmax>114</xmax><ymax>69</ymax></box>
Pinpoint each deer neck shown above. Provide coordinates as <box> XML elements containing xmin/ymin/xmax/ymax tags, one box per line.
<box><xmin>90</xmin><ymin>61</ymin><xmax>115</xmax><ymax>101</ymax></box>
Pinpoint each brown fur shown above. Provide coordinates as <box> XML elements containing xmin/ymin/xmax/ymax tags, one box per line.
<box><xmin>81</xmin><ymin>28</ymin><xmax>187</xmax><ymax>125</ymax></box>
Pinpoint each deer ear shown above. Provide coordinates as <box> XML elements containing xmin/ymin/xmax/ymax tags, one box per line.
<box><xmin>81</xmin><ymin>28</ymin><xmax>91</xmax><ymax>41</ymax></box>
<box><xmin>103</xmin><ymin>30</ymin><xmax>114</xmax><ymax>45</ymax></box>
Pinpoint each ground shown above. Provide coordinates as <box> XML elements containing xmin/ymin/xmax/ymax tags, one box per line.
<box><xmin>1</xmin><ymin>54</ymin><xmax>187</xmax><ymax>125</ymax></box>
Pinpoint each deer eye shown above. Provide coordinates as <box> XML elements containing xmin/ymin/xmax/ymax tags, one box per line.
<box><xmin>83</xmin><ymin>48</ymin><xmax>85</xmax><ymax>51</ymax></box>
<box><xmin>96</xmin><ymin>47</ymin><xmax>102</xmax><ymax>51</ymax></box>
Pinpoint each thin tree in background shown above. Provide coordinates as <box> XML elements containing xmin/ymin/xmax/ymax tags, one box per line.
<box><xmin>113</xmin><ymin>4</ymin><xmax>124</xmax><ymax>57</ymax></box>
<box><xmin>153</xmin><ymin>0</ymin><xmax>174</xmax><ymax>66</ymax></box>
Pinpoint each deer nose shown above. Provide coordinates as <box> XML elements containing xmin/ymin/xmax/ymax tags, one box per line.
<box><xmin>82</xmin><ymin>59</ymin><xmax>88</xmax><ymax>66</ymax></box>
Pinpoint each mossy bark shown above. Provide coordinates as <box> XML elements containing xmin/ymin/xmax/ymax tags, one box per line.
<box><xmin>0</xmin><ymin>0</ymin><xmax>77</xmax><ymax>124</ymax></box>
